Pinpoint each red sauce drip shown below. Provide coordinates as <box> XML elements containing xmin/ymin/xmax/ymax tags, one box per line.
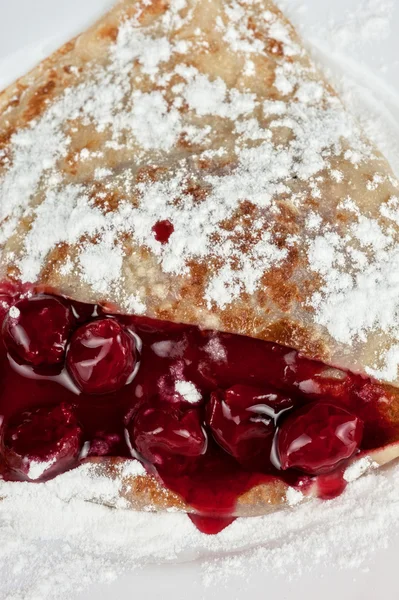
<box><xmin>152</xmin><ymin>219</ymin><xmax>174</xmax><ymax>244</ymax></box>
<box><xmin>0</xmin><ymin>284</ymin><xmax>396</xmax><ymax>532</ymax></box>
<box><xmin>316</xmin><ymin>470</ymin><xmax>348</xmax><ymax>500</ymax></box>
<box><xmin>189</xmin><ymin>514</ymin><xmax>236</xmax><ymax>535</ymax></box>
<box><xmin>160</xmin><ymin>442</ymin><xmax>270</xmax><ymax>515</ymax></box>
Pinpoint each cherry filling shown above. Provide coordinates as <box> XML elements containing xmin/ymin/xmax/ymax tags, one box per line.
<box><xmin>0</xmin><ymin>283</ymin><xmax>396</xmax><ymax>534</ymax></box>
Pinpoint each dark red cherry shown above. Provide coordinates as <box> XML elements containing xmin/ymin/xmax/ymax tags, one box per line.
<box><xmin>277</xmin><ymin>402</ymin><xmax>363</xmax><ymax>475</ymax></box>
<box><xmin>206</xmin><ymin>385</ymin><xmax>293</xmax><ymax>470</ymax></box>
<box><xmin>2</xmin><ymin>403</ymin><xmax>83</xmax><ymax>481</ymax></box>
<box><xmin>2</xmin><ymin>295</ymin><xmax>73</xmax><ymax>368</ymax></box>
<box><xmin>66</xmin><ymin>318</ymin><xmax>137</xmax><ymax>395</ymax></box>
<box><xmin>128</xmin><ymin>402</ymin><xmax>207</xmax><ymax>474</ymax></box>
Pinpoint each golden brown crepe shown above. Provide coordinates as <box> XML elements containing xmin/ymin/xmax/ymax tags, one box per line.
<box><xmin>1</xmin><ymin>0</ymin><xmax>399</xmax><ymax>515</ymax></box>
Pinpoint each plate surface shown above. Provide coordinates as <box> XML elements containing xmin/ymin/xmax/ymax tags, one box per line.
<box><xmin>1</xmin><ymin>1</ymin><xmax>399</xmax><ymax>599</ymax></box>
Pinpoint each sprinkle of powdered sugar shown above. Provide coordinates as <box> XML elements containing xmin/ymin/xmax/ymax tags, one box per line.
<box><xmin>204</xmin><ymin>336</ymin><xmax>228</xmax><ymax>363</ymax></box>
<box><xmin>174</xmin><ymin>380</ymin><xmax>202</xmax><ymax>403</ymax></box>
<box><xmin>1</xmin><ymin>460</ymin><xmax>399</xmax><ymax>598</ymax></box>
<box><xmin>324</xmin><ymin>0</ymin><xmax>393</xmax><ymax>49</ymax></box>
<box><xmin>343</xmin><ymin>456</ymin><xmax>378</xmax><ymax>483</ymax></box>
<box><xmin>285</xmin><ymin>486</ymin><xmax>304</xmax><ymax>506</ymax></box>
<box><xmin>8</xmin><ymin>305</ymin><xmax>20</xmax><ymax>319</ymax></box>
<box><xmin>152</xmin><ymin>340</ymin><xmax>178</xmax><ymax>358</ymax></box>
<box><xmin>27</xmin><ymin>457</ymin><xmax>57</xmax><ymax>481</ymax></box>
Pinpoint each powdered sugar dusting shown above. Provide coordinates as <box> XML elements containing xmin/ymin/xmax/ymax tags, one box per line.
<box><xmin>1</xmin><ymin>459</ymin><xmax>399</xmax><ymax>598</ymax></box>
<box><xmin>151</xmin><ymin>339</ymin><xmax>186</xmax><ymax>358</ymax></box>
<box><xmin>27</xmin><ymin>457</ymin><xmax>56</xmax><ymax>481</ymax></box>
<box><xmin>204</xmin><ymin>336</ymin><xmax>228</xmax><ymax>363</ymax></box>
<box><xmin>325</xmin><ymin>0</ymin><xmax>393</xmax><ymax>49</ymax></box>
<box><xmin>175</xmin><ymin>379</ymin><xmax>202</xmax><ymax>403</ymax></box>
<box><xmin>1</xmin><ymin>0</ymin><xmax>394</xmax><ymax>371</ymax></box>
<box><xmin>343</xmin><ymin>456</ymin><xmax>377</xmax><ymax>482</ymax></box>
<box><xmin>285</xmin><ymin>486</ymin><xmax>304</xmax><ymax>506</ymax></box>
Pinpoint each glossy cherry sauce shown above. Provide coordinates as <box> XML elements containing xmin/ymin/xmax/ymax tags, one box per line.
<box><xmin>0</xmin><ymin>284</ymin><xmax>395</xmax><ymax>534</ymax></box>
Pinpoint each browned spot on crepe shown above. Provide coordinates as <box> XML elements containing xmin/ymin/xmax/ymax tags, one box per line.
<box><xmin>23</xmin><ymin>79</ymin><xmax>57</xmax><ymax>122</ymax></box>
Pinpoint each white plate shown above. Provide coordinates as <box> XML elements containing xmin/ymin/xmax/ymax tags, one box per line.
<box><xmin>1</xmin><ymin>1</ymin><xmax>399</xmax><ymax>599</ymax></box>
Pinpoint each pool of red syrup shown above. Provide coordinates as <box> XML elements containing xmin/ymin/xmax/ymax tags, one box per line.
<box><xmin>0</xmin><ymin>285</ymin><xmax>395</xmax><ymax>534</ymax></box>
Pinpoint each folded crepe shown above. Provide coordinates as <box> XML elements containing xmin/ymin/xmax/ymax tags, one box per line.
<box><xmin>1</xmin><ymin>0</ymin><xmax>399</xmax><ymax>517</ymax></box>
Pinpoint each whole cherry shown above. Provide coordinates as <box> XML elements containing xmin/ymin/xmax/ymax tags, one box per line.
<box><xmin>66</xmin><ymin>318</ymin><xmax>138</xmax><ymax>395</ymax></box>
<box><xmin>3</xmin><ymin>295</ymin><xmax>73</xmax><ymax>369</ymax></box>
<box><xmin>127</xmin><ymin>400</ymin><xmax>207</xmax><ymax>474</ymax></box>
<box><xmin>1</xmin><ymin>403</ymin><xmax>83</xmax><ymax>482</ymax></box>
<box><xmin>277</xmin><ymin>402</ymin><xmax>363</xmax><ymax>475</ymax></box>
